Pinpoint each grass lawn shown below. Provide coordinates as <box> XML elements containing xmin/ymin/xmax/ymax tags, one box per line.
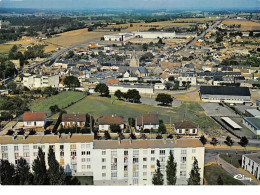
<box><xmin>204</xmin><ymin>164</ymin><xmax>244</xmax><ymax>185</ymax></box>
<box><xmin>219</xmin><ymin>154</ymin><xmax>242</xmax><ymax>168</ymax></box>
<box><xmin>30</xmin><ymin>91</ymin><xmax>86</xmax><ymax>113</ymax></box>
<box><xmin>53</xmin><ymin>94</ymin><xmax>220</xmax><ymax>134</ymax></box>
<box><xmin>76</xmin><ymin>176</ymin><xmax>93</xmax><ymax>185</ymax></box>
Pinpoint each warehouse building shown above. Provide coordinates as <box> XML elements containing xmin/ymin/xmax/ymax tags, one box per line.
<box><xmin>200</xmin><ymin>86</ymin><xmax>251</xmax><ymax>104</ymax></box>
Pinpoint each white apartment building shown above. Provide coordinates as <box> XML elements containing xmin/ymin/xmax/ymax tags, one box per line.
<box><xmin>242</xmin><ymin>153</ymin><xmax>260</xmax><ymax>180</ymax></box>
<box><xmin>23</xmin><ymin>74</ymin><xmax>60</xmax><ymax>89</ymax></box>
<box><xmin>0</xmin><ymin>135</ymin><xmax>204</xmax><ymax>185</ymax></box>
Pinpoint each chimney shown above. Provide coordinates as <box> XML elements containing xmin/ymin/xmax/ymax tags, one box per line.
<box><xmin>118</xmin><ymin>136</ymin><xmax>121</xmax><ymax>144</ymax></box>
<box><xmin>129</xmin><ymin>137</ymin><xmax>132</xmax><ymax>144</ymax></box>
<box><xmin>68</xmin><ymin>132</ymin><xmax>72</xmax><ymax>139</ymax></box>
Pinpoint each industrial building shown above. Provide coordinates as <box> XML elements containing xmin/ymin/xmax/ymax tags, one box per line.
<box><xmin>200</xmin><ymin>86</ymin><xmax>251</xmax><ymax>104</ymax></box>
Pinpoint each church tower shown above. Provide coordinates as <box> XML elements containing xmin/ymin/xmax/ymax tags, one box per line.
<box><xmin>130</xmin><ymin>50</ymin><xmax>139</xmax><ymax>67</ymax></box>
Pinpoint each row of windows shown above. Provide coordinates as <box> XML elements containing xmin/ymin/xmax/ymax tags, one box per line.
<box><xmin>102</xmin><ymin>149</ymin><xmax>175</xmax><ymax>156</ymax></box>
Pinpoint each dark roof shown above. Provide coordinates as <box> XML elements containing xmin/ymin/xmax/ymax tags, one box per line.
<box><xmin>62</xmin><ymin>114</ymin><xmax>86</xmax><ymax>122</ymax></box>
<box><xmin>136</xmin><ymin>114</ymin><xmax>159</xmax><ymax>126</ymax></box>
<box><xmin>98</xmin><ymin>115</ymin><xmax>124</xmax><ymax>125</ymax></box>
<box><xmin>200</xmin><ymin>86</ymin><xmax>251</xmax><ymax>96</ymax></box>
<box><xmin>23</xmin><ymin>112</ymin><xmax>46</xmax><ymax>121</ymax></box>
<box><xmin>174</xmin><ymin>121</ymin><xmax>197</xmax><ymax>129</ymax></box>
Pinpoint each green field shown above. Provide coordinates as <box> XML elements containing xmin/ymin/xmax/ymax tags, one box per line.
<box><xmin>52</xmin><ymin>94</ymin><xmax>219</xmax><ymax>132</ymax></box>
<box><xmin>30</xmin><ymin>91</ymin><xmax>86</xmax><ymax>113</ymax></box>
<box><xmin>219</xmin><ymin>154</ymin><xmax>242</xmax><ymax>168</ymax></box>
<box><xmin>204</xmin><ymin>164</ymin><xmax>244</xmax><ymax>185</ymax></box>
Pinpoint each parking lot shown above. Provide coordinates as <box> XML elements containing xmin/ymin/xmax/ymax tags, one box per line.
<box><xmin>200</xmin><ymin>102</ymin><xmax>238</xmax><ymax>117</ymax></box>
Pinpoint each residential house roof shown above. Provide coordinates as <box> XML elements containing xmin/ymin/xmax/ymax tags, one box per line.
<box><xmin>136</xmin><ymin>114</ymin><xmax>159</xmax><ymax>126</ymax></box>
<box><xmin>98</xmin><ymin>115</ymin><xmax>124</xmax><ymax>125</ymax></box>
<box><xmin>174</xmin><ymin>121</ymin><xmax>197</xmax><ymax>129</ymax></box>
<box><xmin>23</xmin><ymin>112</ymin><xmax>46</xmax><ymax>122</ymax></box>
<box><xmin>62</xmin><ymin>114</ymin><xmax>86</xmax><ymax>122</ymax></box>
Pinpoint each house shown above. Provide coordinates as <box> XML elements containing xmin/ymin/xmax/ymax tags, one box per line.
<box><xmin>135</xmin><ymin>114</ymin><xmax>159</xmax><ymax>130</ymax></box>
<box><xmin>174</xmin><ymin>121</ymin><xmax>198</xmax><ymax>135</ymax></box>
<box><xmin>61</xmin><ymin>114</ymin><xmax>86</xmax><ymax>128</ymax></box>
<box><xmin>200</xmin><ymin>86</ymin><xmax>251</xmax><ymax>104</ymax></box>
<box><xmin>242</xmin><ymin>153</ymin><xmax>260</xmax><ymax>180</ymax></box>
<box><xmin>98</xmin><ymin>115</ymin><xmax>125</xmax><ymax>131</ymax></box>
<box><xmin>243</xmin><ymin>117</ymin><xmax>260</xmax><ymax>135</ymax></box>
<box><xmin>23</xmin><ymin>112</ymin><xmax>47</xmax><ymax>127</ymax></box>
<box><xmin>245</xmin><ymin>109</ymin><xmax>260</xmax><ymax>118</ymax></box>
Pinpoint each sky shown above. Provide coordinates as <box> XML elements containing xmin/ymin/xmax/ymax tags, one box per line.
<box><xmin>0</xmin><ymin>0</ymin><xmax>259</xmax><ymax>10</ymax></box>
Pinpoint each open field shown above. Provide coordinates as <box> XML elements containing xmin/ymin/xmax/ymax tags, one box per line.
<box><xmin>204</xmin><ymin>164</ymin><xmax>244</xmax><ymax>185</ymax></box>
<box><xmin>175</xmin><ymin>17</ymin><xmax>219</xmax><ymax>23</ymax></box>
<box><xmin>219</xmin><ymin>154</ymin><xmax>242</xmax><ymax>168</ymax></box>
<box><xmin>222</xmin><ymin>20</ymin><xmax>260</xmax><ymax>31</ymax></box>
<box><xmin>49</xmin><ymin>94</ymin><xmax>221</xmax><ymax>135</ymax></box>
<box><xmin>30</xmin><ymin>91</ymin><xmax>86</xmax><ymax>113</ymax></box>
<box><xmin>0</xmin><ymin>44</ymin><xmax>13</xmax><ymax>54</ymax></box>
<box><xmin>174</xmin><ymin>92</ymin><xmax>200</xmax><ymax>102</ymax></box>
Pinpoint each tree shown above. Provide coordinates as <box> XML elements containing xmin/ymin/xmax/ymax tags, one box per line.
<box><xmin>125</xmin><ymin>89</ymin><xmax>141</xmax><ymax>103</ymax></box>
<box><xmin>155</xmin><ymin>93</ymin><xmax>173</xmax><ymax>106</ymax></box>
<box><xmin>94</xmin><ymin>83</ymin><xmax>109</xmax><ymax>97</ymax></box>
<box><xmin>158</xmin><ymin>120</ymin><xmax>166</xmax><ymax>134</ymax></box>
<box><xmin>188</xmin><ymin>158</ymin><xmax>201</xmax><ymax>185</ymax></box>
<box><xmin>165</xmin><ymin>82</ymin><xmax>174</xmax><ymax>90</ymax></box>
<box><xmin>166</xmin><ymin>150</ymin><xmax>177</xmax><ymax>185</ymax></box>
<box><xmin>49</xmin><ymin>105</ymin><xmax>60</xmax><ymax>115</ymax></box>
<box><xmin>114</xmin><ymin>90</ymin><xmax>123</xmax><ymax>100</ymax></box>
<box><xmin>199</xmin><ymin>135</ymin><xmax>207</xmax><ymax>145</ymax></box>
<box><xmin>16</xmin><ymin>158</ymin><xmax>33</xmax><ymax>185</ymax></box>
<box><xmin>104</xmin><ymin>131</ymin><xmax>111</xmax><ymax>140</ymax></box>
<box><xmin>64</xmin><ymin>76</ymin><xmax>80</xmax><ymax>90</ymax></box>
<box><xmin>210</xmin><ymin>137</ymin><xmax>218</xmax><ymax>146</ymax></box>
<box><xmin>217</xmin><ymin>175</ymin><xmax>224</xmax><ymax>185</ymax></box>
<box><xmin>152</xmin><ymin>160</ymin><xmax>164</xmax><ymax>185</ymax></box>
<box><xmin>128</xmin><ymin>117</ymin><xmax>135</xmax><ymax>127</ymax></box>
<box><xmin>0</xmin><ymin>159</ymin><xmax>16</xmax><ymax>185</ymax></box>
<box><xmin>168</xmin><ymin>76</ymin><xmax>175</xmax><ymax>82</ymax></box>
<box><xmin>142</xmin><ymin>43</ymin><xmax>149</xmax><ymax>51</ymax></box>
<box><xmin>225</xmin><ymin>136</ymin><xmax>234</xmax><ymax>147</ymax></box>
<box><xmin>47</xmin><ymin>147</ymin><xmax>66</xmax><ymax>185</ymax></box>
<box><xmin>158</xmin><ymin>38</ymin><xmax>164</xmax><ymax>45</ymax></box>
<box><xmin>239</xmin><ymin>136</ymin><xmax>249</xmax><ymax>147</ymax></box>
<box><xmin>6</xmin><ymin>81</ymin><xmax>17</xmax><ymax>92</ymax></box>
<box><xmin>249</xmin><ymin>31</ymin><xmax>254</xmax><ymax>37</ymax></box>
<box><xmin>110</xmin><ymin>124</ymin><xmax>121</xmax><ymax>133</ymax></box>
<box><xmin>32</xmin><ymin>147</ymin><xmax>49</xmax><ymax>185</ymax></box>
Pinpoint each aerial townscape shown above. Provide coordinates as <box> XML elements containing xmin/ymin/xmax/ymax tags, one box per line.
<box><xmin>0</xmin><ymin>0</ymin><xmax>260</xmax><ymax>188</ymax></box>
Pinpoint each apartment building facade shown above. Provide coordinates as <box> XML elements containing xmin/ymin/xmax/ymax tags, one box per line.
<box><xmin>0</xmin><ymin>135</ymin><xmax>204</xmax><ymax>185</ymax></box>
<box><xmin>242</xmin><ymin>153</ymin><xmax>260</xmax><ymax>180</ymax></box>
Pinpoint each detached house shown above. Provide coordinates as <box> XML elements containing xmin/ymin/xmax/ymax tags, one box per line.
<box><xmin>174</xmin><ymin>121</ymin><xmax>198</xmax><ymax>135</ymax></box>
<box><xmin>23</xmin><ymin>112</ymin><xmax>47</xmax><ymax>128</ymax></box>
<box><xmin>135</xmin><ymin>114</ymin><xmax>159</xmax><ymax>130</ymax></box>
<box><xmin>98</xmin><ymin>115</ymin><xmax>125</xmax><ymax>131</ymax></box>
<box><xmin>61</xmin><ymin>114</ymin><xmax>86</xmax><ymax>128</ymax></box>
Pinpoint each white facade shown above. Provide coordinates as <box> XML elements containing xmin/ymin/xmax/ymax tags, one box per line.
<box><xmin>23</xmin><ymin>74</ymin><xmax>60</xmax><ymax>89</ymax></box>
<box><xmin>24</xmin><ymin>121</ymin><xmax>46</xmax><ymax>127</ymax></box>
<box><xmin>242</xmin><ymin>153</ymin><xmax>260</xmax><ymax>180</ymax></box>
<box><xmin>99</xmin><ymin>124</ymin><xmax>125</xmax><ymax>131</ymax></box>
<box><xmin>104</xmin><ymin>33</ymin><xmax>134</xmax><ymax>41</ymax></box>
<box><xmin>109</xmin><ymin>85</ymin><xmax>154</xmax><ymax>95</ymax></box>
<box><xmin>134</xmin><ymin>32</ymin><xmax>176</xmax><ymax>39</ymax></box>
<box><xmin>0</xmin><ymin>135</ymin><xmax>205</xmax><ymax>185</ymax></box>
<box><xmin>178</xmin><ymin>76</ymin><xmax>197</xmax><ymax>86</ymax></box>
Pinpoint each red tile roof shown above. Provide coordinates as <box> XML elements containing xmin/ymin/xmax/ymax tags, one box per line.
<box><xmin>174</xmin><ymin>121</ymin><xmax>197</xmax><ymax>129</ymax></box>
<box><xmin>23</xmin><ymin>112</ymin><xmax>46</xmax><ymax>122</ymax></box>
<box><xmin>107</xmin><ymin>79</ymin><xmax>119</xmax><ymax>85</ymax></box>
<box><xmin>98</xmin><ymin>115</ymin><xmax>124</xmax><ymax>125</ymax></box>
<box><xmin>62</xmin><ymin>114</ymin><xmax>86</xmax><ymax>122</ymax></box>
<box><xmin>136</xmin><ymin>114</ymin><xmax>159</xmax><ymax>126</ymax></box>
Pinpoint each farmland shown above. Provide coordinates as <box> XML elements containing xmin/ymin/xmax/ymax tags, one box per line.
<box><xmin>49</xmin><ymin>94</ymin><xmax>221</xmax><ymax>135</ymax></box>
<box><xmin>30</xmin><ymin>91</ymin><xmax>86</xmax><ymax>113</ymax></box>
<box><xmin>222</xmin><ymin>20</ymin><xmax>260</xmax><ymax>31</ymax></box>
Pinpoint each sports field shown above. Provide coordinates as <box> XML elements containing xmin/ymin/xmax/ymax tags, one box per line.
<box><xmin>50</xmin><ymin>94</ymin><xmax>220</xmax><ymax>134</ymax></box>
<box><xmin>30</xmin><ymin>91</ymin><xmax>86</xmax><ymax>113</ymax></box>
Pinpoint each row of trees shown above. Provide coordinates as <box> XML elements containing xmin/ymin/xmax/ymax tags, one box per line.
<box><xmin>152</xmin><ymin>151</ymin><xmax>201</xmax><ymax>185</ymax></box>
<box><xmin>0</xmin><ymin>147</ymin><xmax>80</xmax><ymax>185</ymax></box>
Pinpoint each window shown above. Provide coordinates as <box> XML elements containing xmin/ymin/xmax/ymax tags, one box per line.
<box><xmin>23</xmin><ymin>145</ymin><xmax>29</xmax><ymax>151</ymax></box>
<box><xmin>133</xmin><ymin>158</ymin><xmax>139</xmax><ymax>163</ymax></box>
<box><xmin>192</xmin><ymin>156</ymin><xmax>196</xmax><ymax>161</ymax></box>
<box><xmin>60</xmin><ymin>145</ymin><xmax>64</xmax><ymax>150</ymax></box>
<box><xmin>49</xmin><ymin>145</ymin><xmax>55</xmax><ymax>150</ymax></box>
<box><xmin>71</xmin><ymin>151</ymin><xmax>77</xmax><ymax>157</ymax></box>
<box><xmin>82</xmin><ymin>165</ymin><xmax>86</xmax><ymax>170</ymax></box>
<box><xmin>192</xmin><ymin>149</ymin><xmax>196</xmax><ymax>153</ymax></box>
<box><xmin>87</xmin><ymin>165</ymin><xmax>91</xmax><ymax>169</ymax></box>
<box><xmin>23</xmin><ymin>152</ymin><xmax>29</xmax><ymax>157</ymax></box>
<box><xmin>111</xmin><ymin>172</ymin><xmax>117</xmax><ymax>178</ymax></box>
<box><xmin>14</xmin><ymin>146</ymin><xmax>19</xmax><ymax>151</ymax></box>
<box><xmin>151</xmin><ymin>157</ymin><xmax>155</xmax><ymax>161</ymax></box>
<box><xmin>181</xmin><ymin>150</ymin><xmax>187</xmax><ymax>155</ymax></box>
<box><xmin>143</xmin><ymin>157</ymin><xmax>147</xmax><ymax>162</ymax></box>
<box><xmin>81</xmin><ymin>144</ymin><xmax>85</xmax><ymax>149</ymax></box>
<box><xmin>14</xmin><ymin>153</ymin><xmax>19</xmax><ymax>159</ymax></box>
<box><xmin>112</xmin><ymin>158</ymin><xmax>117</xmax><ymax>164</ymax></box>
<box><xmin>82</xmin><ymin>158</ymin><xmax>86</xmax><ymax>162</ymax></box>
<box><xmin>151</xmin><ymin>150</ymin><xmax>155</xmax><ymax>154</ymax></box>
<box><xmin>33</xmin><ymin>152</ymin><xmax>38</xmax><ymax>157</ymax></box>
<box><xmin>86</xmin><ymin>151</ymin><xmax>91</xmax><ymax>155</ymax></box>
<box><xmin>102</xmin><ymin>166</ymin><xmax>106</xmax><ymax>170</ymax></box>
<box><xmin>143</xmin><ymin>165</ymin><xmax>147</xmax><ymax>169</ymax></box>
<box><xmin>133</xmin><ymin>179</ymin><xmax>139</xmax><ymax>185</ymax></box>
<box><xmin>86</xmin><ymin>144</ymin><xmax>90</xmax><ymax>148</ymax></box>
<box><xmin>70</xmin><ymin>144</ymin><xmax>76</xmax><ymax>149</ymax></box>
<box><xmin>159</xmin><ymin>157</ymin><xmax>165</xmax><ymax>162</ymax></box>
<box><xmin>180</xmin><ymin>164</ymin><xmax>186</xmax><ymax>169</ymax></box>
<box><xmin>133</xmin><ymin>150</ymin><xmax>139</xmax><ymax>155</ymax></box>
<box><xmin>102</xmin><ymin>173</ymin><xmax>106</xmax><ymax>177</ymax></box>
<box><xmin>60</xmin><ymin>151</ymin><xmax>64</xmax><ymax>158</ymax></box>
<box><xmin>159</xmin><ymin>150</ymin><xmax>165</xmax><ymax>155</ymax></box>
<box><xmin>180</xmin><ymin>171</ymin><xmax>186</xmax><ymax>177</ymax></box>
<box><xmin>102</xmin><ymin>158</ymin><xmax>106</xmax><ymax>163</ymax></box>
<box><xmin>143</xmin><ymin>172</ymin><xmax>147</xmax><ymax>176</ymax></box>
<box><xmin>111</xmin><ymin>165</ymin><xmax>117</xmax><ymax>170</ymax></box>
<box><xmin>82</xmin><ymin>151</ymin><xmax>86</xmax><ymax>155</ymax></box>
<box><xmin>181</xmin><ymin>157</ymin><xmax>186</xmax><ymax>163</ymax></box>
<box><xmin>133</xmin><ymin>172</ymin><xmax>139</xmax><ymax>177</ymax></box>
<box><xmin>102</xmin><ymin>151</ymin><xmax>106</xmax><ymax>155</ymax></box>
<box><xmin>2</xmin><ymin>153</ymin><xmax>8</xmax><ymax>159</ymax></box>
<box><xmin>87</xmin><ymin>158</ymin><xmax>91</xmax><ymax>162</ymax></box>
<box><xmin>124</xmin><ymin>165</ymin><xmax>128</xmax><ymax>171</ymax></box>
<box><xmin>161</xmin><ymin>164</ymin><xmax>165</xmax><ymax>170</ymax></box>
<box><xmin>33</xmin><ymin>145</ymin><xmax>38</xmax><ymax>150</ymax></box>
<box><xmin>124</xmin><ymin>172</ymin><xmax>128</xmax><ymax>177</ymax></box>
<box><xmin>124</xmin><ymin>151</ymin><xmax>128</xmax><ymax>156</ymax></box>
<box><xmin>41</xmin><ymin>145</ymin><xmax>45</xmax><ymax>150</ymax></box>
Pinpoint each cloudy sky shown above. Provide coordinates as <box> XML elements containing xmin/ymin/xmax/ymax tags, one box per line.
<box><xmin>0</xmin><ymin>0</ymin><xmax>259</xmax><ymax>10</ymax></box>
